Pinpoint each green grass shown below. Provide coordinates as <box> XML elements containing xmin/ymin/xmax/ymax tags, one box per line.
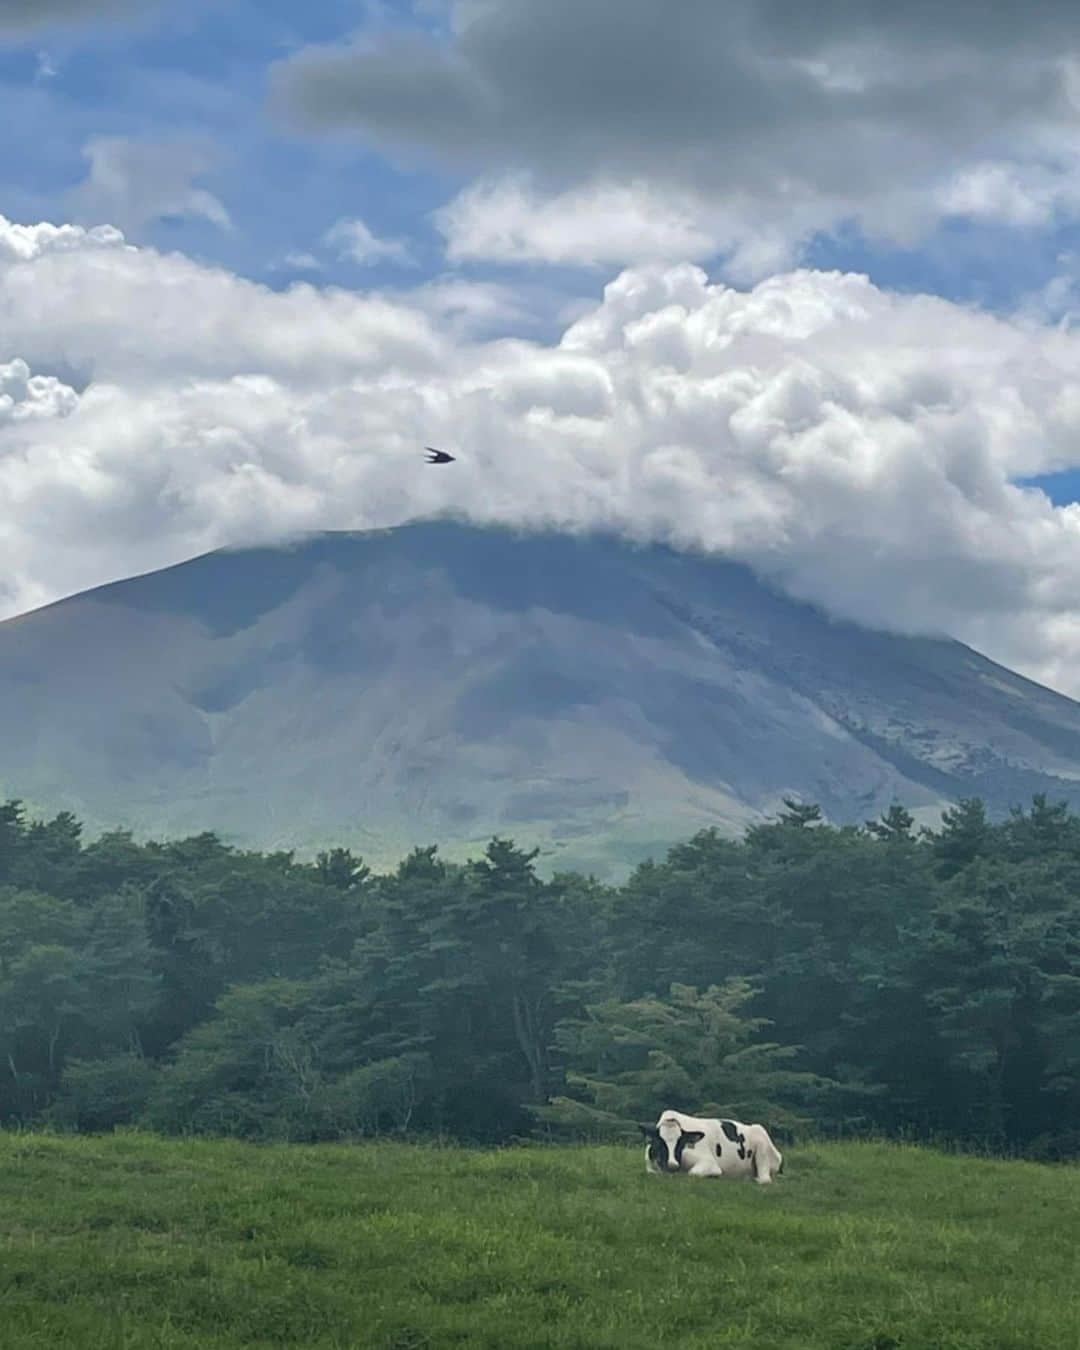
<box><xmin>1</xmin><ymin>1132</ymin><xmax>1077</xmax><ymax>1349</ymax></box>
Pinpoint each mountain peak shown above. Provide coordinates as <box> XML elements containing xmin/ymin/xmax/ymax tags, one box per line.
<box><xmin>4</xmin><ymin>520</ymin><xmax>1079</xmax><ymax>877</ymax></box>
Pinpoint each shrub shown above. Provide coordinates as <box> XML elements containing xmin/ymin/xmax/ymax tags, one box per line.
<box><xmin>47</xmin><ymin>1054</ymin><xmax>158</xmax><ymax>1132</ymax></box>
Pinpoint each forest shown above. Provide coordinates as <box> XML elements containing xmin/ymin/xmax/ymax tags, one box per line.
<box><xmin>1</xmin><ymin>792</ymin><xmax>1078</xmax><ymax>1157</ymax></box>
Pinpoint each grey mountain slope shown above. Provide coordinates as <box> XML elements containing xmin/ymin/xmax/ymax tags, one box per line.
<box><xmin>3</xmin><ymin>520</ymin><xmax>1080</xmax><ymax>876</ymax></box>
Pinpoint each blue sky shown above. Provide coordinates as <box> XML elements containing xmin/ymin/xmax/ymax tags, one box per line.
<box><xmin>0</xmin><ymin>3</ymin><xmax>453</xmax><ymax>288</ymax></box>
<box><xmin>1018</xmin><ymin>469</ymin><xmax>1080</xmax><ymax>506</ymax></box>
<box><xmin>5</xmin><ymin>0</ymin><xmax>1080</xmax><ymax>693</ymax></box>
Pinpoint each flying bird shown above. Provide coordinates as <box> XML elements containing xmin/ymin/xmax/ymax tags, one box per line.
<box><xmin>424</xmin><ymin>446</ymin><xmax>456</xmax><ymax>464</ymax></box>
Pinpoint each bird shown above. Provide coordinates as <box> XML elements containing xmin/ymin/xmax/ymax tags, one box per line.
<box><xmin>424</xmin><ymin>446</ymin><xmax>456</xmax><ymax>464</ymax></box>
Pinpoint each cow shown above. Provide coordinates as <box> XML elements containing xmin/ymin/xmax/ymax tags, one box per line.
<box><xmin>638</xmin><ymin>1108</ymin><xmax>783</xmax><ymax>1183</ymax></box>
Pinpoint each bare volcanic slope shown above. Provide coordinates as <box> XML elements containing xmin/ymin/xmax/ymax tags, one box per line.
<box><xmin>3</xmin><ymin>520</ymin><xmax>1080</xmax><ymax>875</ymax></box>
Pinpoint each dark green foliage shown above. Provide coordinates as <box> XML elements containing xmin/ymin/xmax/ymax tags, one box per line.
<box><xmin>541</xmin><ymin>979</ymin><xmax>830</xmax><ymax>1136</ymax></box>
<box><xmin>865</xmin><ymin>802</ymin><xmax>915</xmax><ymax>840</ymax></box>
<box><xmin>0</xmin><ymin>798</ymin><xmax>26</xmax><ymax>884</ymax></box>
<box><xmin>48</xmin><ymin>1054</ymin><xmax>158</xmax><ymax>1131</ymax></box>
<box><xmin>1</xmin><ymin>791</ymin><xmax>1079</xmax><ymax>1155</ymax></box>
<box><xmin>930</xmin><ymin>796</ymin><xmax>994</xmax><ymax>877</ymax></box>
<box><xmin>777</xmin><ymin>796</ymin><xmax>824</xmax><ymax>828</ymax></box>
<box><xmin>314</xmin><ymin>846</ymin><xmax>369</xmax><ymax>891</ymax></box>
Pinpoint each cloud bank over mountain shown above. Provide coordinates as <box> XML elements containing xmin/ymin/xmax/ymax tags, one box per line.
<box><xmin>5</xmin><ymin>211</ymin><xmax>1080</xmax><ymax>695</ymax></box>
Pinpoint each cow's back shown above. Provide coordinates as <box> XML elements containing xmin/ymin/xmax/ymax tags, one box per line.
<box><xmin>683</xmin><ymin>1114</ymin><xmax>782</xmax><ymax>1181</ymax></box>
<box><xmin>707</xmin><ymin>1117</ymin><xmax>758</xmax><ymax>1178</ymax></box>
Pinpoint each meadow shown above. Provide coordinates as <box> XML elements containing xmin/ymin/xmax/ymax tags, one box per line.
<box><xmin>1</xmin><ymin>1132</ymin><xmax>1078</xmax><ymax>1349</ymax></box>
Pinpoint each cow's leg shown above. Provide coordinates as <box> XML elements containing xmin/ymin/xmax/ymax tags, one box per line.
<box><xmin>753</xmin><ymin>1147</ymin><xmax>781</xmax><ymax>1183</ymax></box>
<box><xmin>686</xmin><ymin>1158</ymin><xmax>724</xmax><ymax>1179</ymax></box>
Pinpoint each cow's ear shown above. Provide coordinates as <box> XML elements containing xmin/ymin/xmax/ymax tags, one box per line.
<box><xmin>682</xmin><ymin>1130</ymin><xmax>705</xmax><ymax>1146</ymax></box>
<box><xmin>637</xmin><ymin>1123</ymin><xmax>657</xmax><ymax>1138</ymax></box>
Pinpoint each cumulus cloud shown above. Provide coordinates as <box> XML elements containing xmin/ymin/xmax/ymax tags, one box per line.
<box><xmin>0</xmin><ymin>216</ymin><xmax>127</xmax><ymax>260</ymax></box>
<box><xmin>325</xmin><ymin>216</ymin><xmax>414</xmax><ymax>267</ymax></box>
<box><xmin>0</xmin><ymin>214</ymin><xmax>440</xmax><ymax>384</ymax></box>
<box><xmin>438</xmin><ymin>178</ymin><xmax>718</xmax><ymax>266</ymax></box>
<box><xmin>0</xmin><ymin>358</ymin><xmax>79</xmax><ymax>425</ymax></box>
<box><xmin>68</xmin><ymin>136</ymin><xmax>232</xmax><ymax>236</ymax></box>
<box><xmin>435</xmin><ymin>176</ymin><xmax>802</xmax><ymax>281</ymax></box>
<box><xmin>272</xmin><ymin>0</ymin><xmax>1080</xmax><ymax>271</ymax></box>
<box><xmin>7</xmin><ymin>212</ymin><xmax>1080</xmax><ymax>698</ymax></box>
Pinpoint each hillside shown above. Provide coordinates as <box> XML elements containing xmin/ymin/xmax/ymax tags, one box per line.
<box><xmin>4</xmin><ymin>520</ymin><xmax>1080</xmax><ymax>874</ymax></box>
<box><xmin>2</xmin><ymin>1132</ymin><xmax>1077</xmax><ymax>1349</ymax></box>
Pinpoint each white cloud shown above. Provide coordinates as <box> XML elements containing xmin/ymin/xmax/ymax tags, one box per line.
<box><xmin>0</xmin><ymin>216</ymin><xmax>127</xmax><ymax>261</ymax></box>
<box><xmin>273</xmin><ymin>0</ymin><xmax>1080</xmax><ymax>270</ymax></box>
<box><xmin>0</xmin><ymin>358</ymin><xmax>80</xmax><ymax>425</ymax></box>
<box><xmin>436</xmin><ymin>177</ymin><xmax>722</xmax><ymax>269</ymax></box>
<box><xmin>279</xmin><ymin>251</ymin><xmax>324</xmax><ymax>272</ymax></box>
<box><xmin>938</xmin><ymin>161</ymin><xmax>1080</xmax><ymax>228</ymax></box>
<box><xmin>1018</xmin><ymin>250</ymin><xmax>1080</xmax><ymax>329</ymax></box>
<box><xmin>8</xmin><ymin>212</ymin><xmax>1080</xmax><ymax>699</ymax></box>
<box><xmin>69</xmin><ymin>135</ymin><xmax>232</xmax><ymax>236</ymax></box>
<box><xmin>435</xmin><ymin>176</ymin><xmax>806</xmax><ymax>281</ymax></box>
<box><xmin>0</xmin><ymin>215</ymin><xmax>442</xmax><ymax>384</ymax></box>
<box><xmin>325</xmin><ymin>216</ymin><xmax>414</xmax><ymax>267</ymax></box>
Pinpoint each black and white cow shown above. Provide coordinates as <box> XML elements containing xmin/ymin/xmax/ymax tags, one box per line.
<box><xmin>639</xmin><ymin>1108</ymin><xmax>783</xmax><ymax>1183</ymax></box>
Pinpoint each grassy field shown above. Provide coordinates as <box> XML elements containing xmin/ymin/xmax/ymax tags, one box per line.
<box><xmin>1</xmin><ymin>1132</ymin><xmax>1077</xmax><ymax>1349</ymax></box>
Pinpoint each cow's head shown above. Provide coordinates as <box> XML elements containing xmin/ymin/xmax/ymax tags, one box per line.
<box><xmin>638</xmin><ymin>1114</ymin><xmax>705</xmax><ymax>1172</ymax></box>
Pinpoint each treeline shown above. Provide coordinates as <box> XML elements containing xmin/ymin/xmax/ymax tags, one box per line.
<box><xmin>1</xmin><ymin>794</ymin><xmax>1079</xmax><ymax>1156</ymax></box>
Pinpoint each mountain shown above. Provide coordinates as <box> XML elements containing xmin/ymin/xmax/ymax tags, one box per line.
<box><xmin>4</xmin><ymin>520</ymin><xmax>1080</xmax><ymax>876</ymax></box>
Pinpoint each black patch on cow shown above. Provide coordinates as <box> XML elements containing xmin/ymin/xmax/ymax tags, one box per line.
<box><xmin>639</xmin><ymin>1125</ymin><xmax>670</xmax><ymax>1172</ymax></box>
<box><xmin>641</xmin><ymin>1123</ymin><xmax>705</xmax><ymax>1171</ymax></box>
<box><xmin>674</xmin><ymin>1129</ymin><xmax>704</xmax><ymax>1166</ymax></box>
<box><xmin>648</xmin><ymin>1138</ymin><xmax>669</xmax><ymax>1171</ymax></box>
<box><xmin>720</xmin><ymin>1119</ymin><xmax>748</xmax><ymax>1159</ymax></box>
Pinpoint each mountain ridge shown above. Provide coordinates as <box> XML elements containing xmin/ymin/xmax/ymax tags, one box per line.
<box><xmin>4</xmin><ymin>519</ymin><xmax>1080</xmax><ymax>877</ymax></box>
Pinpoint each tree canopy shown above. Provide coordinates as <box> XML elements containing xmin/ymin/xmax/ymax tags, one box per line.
<box><xmin>1</xmin><ymin>793</ymin><xmax>1077</xmax><ymax>1157</ymax></box>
